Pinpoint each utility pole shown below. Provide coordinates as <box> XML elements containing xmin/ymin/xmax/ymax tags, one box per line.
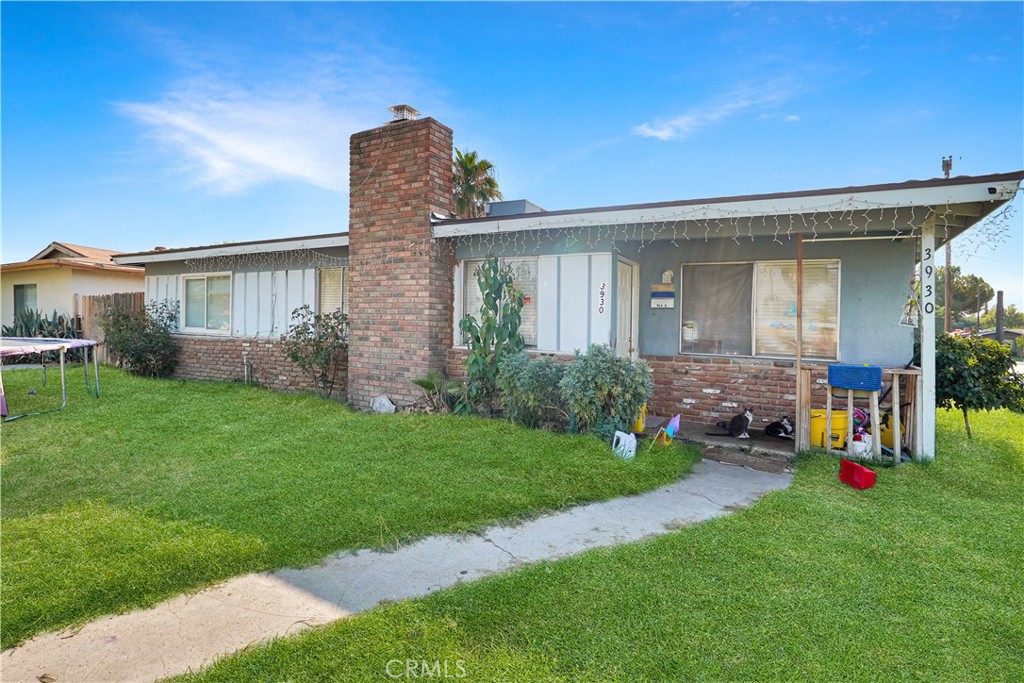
<box><xmin>942</xmin><ymin>156</ymin><xmax>953</xmax><ymax>333</ymax></box>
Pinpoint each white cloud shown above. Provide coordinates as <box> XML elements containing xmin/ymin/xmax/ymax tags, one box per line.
<box><xmin>784</xmin><ymin>114</ymin><xmax>801</xmax><ymax>122</ymax></box>
<box><xmin>633</xmin><ymin>79</ymin><xmax>802</xmax><ymax>141</ymax></box>
<box><xmin>116</xmin><ymin>33</ymin><xmax>426</xmax><ymax>194</ymax></box>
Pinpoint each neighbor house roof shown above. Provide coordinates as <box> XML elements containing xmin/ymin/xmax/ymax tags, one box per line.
<box><xmin>2</xmin><ymin>241</ymin><xmax>143</xmax><ymax>274</ymax></box>
<box><xmin>432</xmin><ymin>171</ymin><xmax>1024</xmax><ymax>242</ymax></box>
<box><xmin>113</xmin><ymin>232</ymin><xmax>349</xmax><ymax>265</ymax></box>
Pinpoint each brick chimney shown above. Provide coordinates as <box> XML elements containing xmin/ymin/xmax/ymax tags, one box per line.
<box><xmin>346</xmin><ymin>108</ymin><xmax>454</xmax><ymax>409</ymax></box>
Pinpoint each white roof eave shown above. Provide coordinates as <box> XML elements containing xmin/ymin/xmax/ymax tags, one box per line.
<box><xmin>433</xmin><ymin>179</ymin><xmax>1020</xmax><ymax>238</ymax></box>
<box><xmin>113</xmin><ymin>235</ymin><xmax>349</xmax><ymax>265</ymax></box>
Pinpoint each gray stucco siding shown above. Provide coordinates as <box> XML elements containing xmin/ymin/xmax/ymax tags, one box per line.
<box><xmin>461</xmin><ymin>235</ymin><xmax>915</xmax><ymax>367</ymax></box>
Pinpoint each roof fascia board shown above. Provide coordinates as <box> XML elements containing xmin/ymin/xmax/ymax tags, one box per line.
<box><xmin>1</xmin><ymin>259</ymin><xmax>143</xmax><ymax>274</ymax></box>
<box><xmin>433</xmin><ymin>178</ymin><xmax>1021</xmax><ymax>238</ymax></box>
<box><xmin>114</xmin><ymin>235</ymin><xmax>349</xmax><ymax>265</ymax></box>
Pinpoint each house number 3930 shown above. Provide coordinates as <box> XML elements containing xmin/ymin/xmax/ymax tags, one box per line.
<box><xmin>598</xmin><ymin>282</ymin><xmax>606</xmax><ymax>314</ymax></box>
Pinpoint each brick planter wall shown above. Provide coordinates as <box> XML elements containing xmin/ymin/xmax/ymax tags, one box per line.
<box><xmin>173</xmin><ymin>335</ymin><xmax>348</xmax><ymax>398</ymax></box>
<box><xmin>448</xmin><ymin>347</ymin><xmax>868</xmax><ymax>425</ymax></box>
<box><xmin>347</xmin><ymin>116</ymin><xmax>455</xmax><ymax>409</ymax></box>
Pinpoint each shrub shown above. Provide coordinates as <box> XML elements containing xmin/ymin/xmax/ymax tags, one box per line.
<box><xmin>281</xmin><ymin>305</ymin><xmax>348</xmax><ymax>399</ymax></box>
<box><xmin>559</xmin><ymin>344</ymin><xmax>653</xmax><ymax>440</ymax></box>
<box><xmin>457</xmin><ymin>256</ymin><xmax>525</xmax><ymax>415</ymax></box>
<box><xmin>412</xmin><ymin>370</ymin><xmax>460</xmax><ymax>413</ymax></box>
<box><xmin>918</xmin><ymin>334</ymin><xmax>1024</xmax><ymax>437</ymax></box>
<box><xmin>497</xmin><ymin>351</ymin><xmax>566</xmax><ymax>429</ymax></box>
<box><xmin>99</xmin><ymin>301</ymin><xmax>179</xmax><ymax>377</ymax></box>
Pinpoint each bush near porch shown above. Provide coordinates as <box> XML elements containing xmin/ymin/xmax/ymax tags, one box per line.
<box><xmin>0</xmin><ymin>367</ymin><xmax>696</xmax><ymax>649</ymax></box>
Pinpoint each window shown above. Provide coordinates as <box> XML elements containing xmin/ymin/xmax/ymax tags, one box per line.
<box><xmin>680</xmin><ymin>260</ymin><xmax>839</xmax><ymax>360</ymax></box>
<box><xmin>460</xmin><ymin>257</ymin><xmax>538</xmax><ymax>347</ymax></box>
<box><xmin>182</xmin><ymin>274</ymin><xmax>231</xmax><ymax>332</ymax></box>
<box><xmin>318</xmin><ymin>266</ymin><xmax>348</xmax><ymax>315</ymax></box>
<box><xmin>13</xmin><ymin>284</ymin><xmax>37</xmax><ymax>316</ymax></box>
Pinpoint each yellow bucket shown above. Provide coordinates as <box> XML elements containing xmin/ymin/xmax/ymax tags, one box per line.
<box><xmin>633</xmin><ymin>404</ymin><xmax>648</xmax><ymax>433</ymax></box>
<box><xmin>876</xmin><ymin>413</ymin><xmax>895</xmax><ymax>449</ymax></box>
<box><xmin>809</xmin><ymin>409</ymin><xmax>849</xmax><ymax>449</ymax></box>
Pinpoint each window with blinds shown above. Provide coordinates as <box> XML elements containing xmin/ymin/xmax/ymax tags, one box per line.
<box><xmin>460</xmin><ymin>258</ymin><xmax>538</xmax><ymax>347</ymax></box>
<box><xmin>754</xmin><ymin>260</ymin><xmax>839</xmax><ymax>359</ymax></box>
<box><xmin>680</xmin><ymin>259</ymin><xmax>839</xmax><ymax>360</ymax></box>
<box><xmin>318</xmin><ymin>267</ymin><xmax>348</xmax><ymax>315</ymax></box>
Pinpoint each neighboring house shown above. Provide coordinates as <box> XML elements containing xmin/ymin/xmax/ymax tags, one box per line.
<box><xmin>0</xmin><ymin>242</ymin><xmax>144</xmax><ymax>327</ymax></box>
<box><xmin>115</xmin><ymin>108</ymin><xmax>1024</xmax><ymax>459</ymax></box>
<box><xmin>114</xmin><ymin>234</ymin><xmax>349</xmax><ymax>393</ymax></box>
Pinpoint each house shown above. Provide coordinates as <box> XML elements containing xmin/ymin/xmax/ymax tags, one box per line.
<box><xmin>114</xmin><ymin>107</ymin><xmax>1024</xmax><ymax>459</ymax></box>
<box><xmin>114</xmin><ymin>233</ymin><xmax>349</xmax><ymax>393</ymax></box>
<box><xmin>1</xmin><ymin>242</ymin><xmax>144</xmax><ymax>327</ymax></box>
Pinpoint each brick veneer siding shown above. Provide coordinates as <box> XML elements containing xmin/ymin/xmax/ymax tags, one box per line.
<box><xmin>173</xmin><ymin>335</ymin><xmax>348</xmax><ymax>398</ymax></box>
<box><xmin>347</xmin><ymin>117</ymin><xmax>455</xmax><ymax>409</ymax></box>
<box><xmin>448</xmin><ymin>347</ymin><xmax>879</xmax><ymax>425</ymax></box>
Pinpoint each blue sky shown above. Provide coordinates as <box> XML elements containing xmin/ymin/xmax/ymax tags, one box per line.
<box><xmin>3</xmin><ymin>2</ymin><xmax>1022</xmax><ymax>305</ymax></box>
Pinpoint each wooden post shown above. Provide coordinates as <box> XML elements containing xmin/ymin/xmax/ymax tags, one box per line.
<box><xmin>920</xmin><ymin>220</ymin><xmax>937</xmax><ymax>460</ymax></box>
<box><xmin>891</xmin><ymin>370</ymin><xmax>902</xmax><ymax>462</ymax></box>
<box><xmin>795</xmin><ymin>234</ymin><xmax>810</xmax><ymax>450</ymax></box>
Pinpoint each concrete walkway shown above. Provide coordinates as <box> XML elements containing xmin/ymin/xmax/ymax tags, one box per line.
<box><xmin>1</xmin><ymin>460</ymin><xmax>791</xmax><ymax>683</ymax></box>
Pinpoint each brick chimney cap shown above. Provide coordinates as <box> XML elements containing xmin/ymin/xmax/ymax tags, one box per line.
<box><xmin>388</xmin><ymin>104</ymin><xmax>420</xmax><ymax>121</ymax></box>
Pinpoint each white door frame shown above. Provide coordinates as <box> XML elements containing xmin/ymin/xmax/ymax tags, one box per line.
<box><xmin>616</xmin><ymin>257</ymin><xmax>640</xmax><ymax>359</ymax></box>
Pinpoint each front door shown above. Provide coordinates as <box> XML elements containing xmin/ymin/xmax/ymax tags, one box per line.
<box><xmin>616</xmin><ymin>258</ymin><xmax>639</xmax><ymax>359</ymax></box>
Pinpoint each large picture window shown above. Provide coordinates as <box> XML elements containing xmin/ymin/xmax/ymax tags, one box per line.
<box><xmin>680</xmin><ymin>260</ymin><xmax>839</xmax><ymax>360</ymax></box>
<box><xmin>183</xmin><ymin>274</ymin><xmax>231</xmax><ymax>332</ymax></box>
<box><xmin>461</xmin><ymin>257</ymin><xmax>538</xmax><ymax>347</ymax></box>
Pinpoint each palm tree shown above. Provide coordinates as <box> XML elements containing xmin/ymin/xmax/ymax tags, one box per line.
<box><xmin>452</xmin><ymin>148</ymin><xmax>503</xmax><ymax>219</ymax></box>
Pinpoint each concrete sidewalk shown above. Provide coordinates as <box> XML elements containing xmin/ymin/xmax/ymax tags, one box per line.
<box><xmin>1</xmin><ymin>460</ymin><xmax>791</xmax><ymax>683</ymax></box>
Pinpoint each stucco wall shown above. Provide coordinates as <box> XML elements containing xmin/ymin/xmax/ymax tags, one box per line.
<box><xmin>618</xmin><ymin>237</ymin><xmax>916</xmax><ymax>367</ymax></box>
<box><xmin>457</xmin><ymin>235</ymin><xmax>916</xmax><ymax>367</ymax></box>
<box><xmin>0</xmin><ymin>268</ymin><xmax>73</xmax><ymax>326</ymax></box>
<box><xmin>70</xmin><ymin>269</ymin><xmax>144</xmax><ymax>300</ymax></box>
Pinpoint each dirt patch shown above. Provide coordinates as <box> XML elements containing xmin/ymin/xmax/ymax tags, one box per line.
<box><xmin>701</xmin><ymin>447</ymin><xmax>790</xmax><ymax>474</ymax></box>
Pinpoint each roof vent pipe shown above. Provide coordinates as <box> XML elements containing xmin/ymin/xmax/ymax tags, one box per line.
<box><xmin>388</xmin><ymin>104</ymin><xmax>420</xmax><ymax>122</ymax></box>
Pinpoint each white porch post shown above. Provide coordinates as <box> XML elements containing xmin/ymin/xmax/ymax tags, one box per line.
<box><xmin>919</xmin><ymin>219</ymin><xmax>937</xmax><ymax>461</ymax></box>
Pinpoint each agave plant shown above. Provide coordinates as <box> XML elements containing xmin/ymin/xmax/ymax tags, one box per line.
<box><xmin>1</xmin><ymin>309</ymin><xmax>82</xmax><ymax>362</ymax></box>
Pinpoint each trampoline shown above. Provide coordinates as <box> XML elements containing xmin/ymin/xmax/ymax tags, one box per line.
<box><xmin>0</xmin><ymin>337</ymin><xmax>101</xmax><ymax>420</ymax></box>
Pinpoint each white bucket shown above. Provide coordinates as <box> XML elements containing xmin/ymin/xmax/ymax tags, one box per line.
<box><xmin>612</xmin><ymin>431</ymin><xmax>637</xmax><ymax>460</ymax></box>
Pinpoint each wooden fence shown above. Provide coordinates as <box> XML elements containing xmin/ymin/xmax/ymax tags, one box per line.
<box><xmin>79</xmin><ymin>292</ymin><xmax>145</xmax><ymax>364</ymax></box>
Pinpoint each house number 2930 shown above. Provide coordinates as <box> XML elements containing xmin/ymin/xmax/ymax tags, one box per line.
<box><xmin>598</xmin><ymin>282</ymin><xmax>606</xmax><ymax>314</ymax></box>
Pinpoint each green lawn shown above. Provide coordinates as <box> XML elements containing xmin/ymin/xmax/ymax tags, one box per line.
<box><xmin>0</xmin><ymin>366</ymin><xmax>696</xmax><ymax>649</ymax></box>
<box><xmin>175</xmin><ymin>409</ymin><xmax>1024</xmax><ymax>683</ymax></box>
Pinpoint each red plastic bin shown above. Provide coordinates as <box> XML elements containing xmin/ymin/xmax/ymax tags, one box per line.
<box><xmin>839</xmin><ymin>459</ymin><xmax>876</xmax><ymax>489</ymax></box>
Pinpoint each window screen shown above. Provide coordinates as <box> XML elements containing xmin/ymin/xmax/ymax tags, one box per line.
<box><xmin>754</xmin><ymin>261</ymin><xmax>839</xmax><ymax>359</ymax></box>
<box><xmin>184</xmin><ymin>275</ymin><xmax>231</xmax><ymax>331</ymax></box>
<box><xmin>462</xmin><ymin>260</ymin><xmax>486</xmax><ymax>344</ymax></box>
<box><xmin>184</xmin><ymin>279</ymin><xmax>206</xmax><ymax>329</ymax></box>
<box><xmin>505</xmin><ymin>258</ymin><xmax>537</xmax><ymax>347</ymax></box>
<box><xmin>319</xmin><ymin>267</ymin><xmax>348</xmax><ymax>315</ymax></box>
<box><xmin>461</xmin><ymin>258</ymin><xmax>537</xmax><ymax>347</ymax></box>
<box><xmin>680</xmin><ymin>264</ymin><xmax>753</xmax><ymax>356</ymax></box>
<box><xmin>13</xmin><ymin>284</ymin><xmax>37</xmax><ymax>316</ymax></box>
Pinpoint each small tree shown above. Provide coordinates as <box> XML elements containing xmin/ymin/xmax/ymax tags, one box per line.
<box><xmin>281</xmin><ymin>306</ymin><xmax>348</xmax><ymax>399</ymax></box>
<box><xmin>921</xmin><ymin>334</ymin><xmax>1024</xmax><ymax>437</ymax></box>
<box><xmin>100</xmin><ymin>301</ymin><xmax>179</xmax><ymax>377</ymax></box>
<box><xmin>457</xmin><ymin>256</ymin><xmax>524</xmax><ymax>415</ymax></box>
